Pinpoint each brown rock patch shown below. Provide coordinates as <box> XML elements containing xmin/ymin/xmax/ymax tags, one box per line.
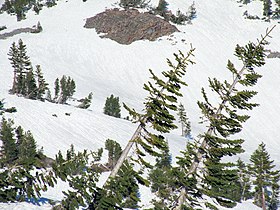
<box><xmin>84</xmin><ymin>8</ymin><xmax>179</xmax><ymax>45</ymax></box>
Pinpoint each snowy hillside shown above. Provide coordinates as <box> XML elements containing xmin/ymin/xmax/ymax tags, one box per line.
<box><xmin>0</xmin><ymin>0</ymin><xmax>280</xmax><ymax>209</ymax></box>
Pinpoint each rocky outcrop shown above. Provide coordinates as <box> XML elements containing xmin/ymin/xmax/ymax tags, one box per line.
<box><xmin>84</xmin><ymin>8</ymin><xmax>179</xmax><ymax>45</ymax></box>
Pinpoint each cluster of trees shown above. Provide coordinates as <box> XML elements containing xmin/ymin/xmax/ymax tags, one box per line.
<box><xmin>0</xmin><ymin>0</ymin><xmax>59</xmax><ymax>21</ymax></box>
<box><xmin>239</xmin><ymin>0</ymin><xmax>280</xmax><ymax>19</ymax></box>
<box><xmin>0</xmin><ymin>118</ymin><xmax>55</xmax><ymax>202</ymax></box>
<box><xmin>8</xmin><ymin>39</ymin><xmax>48</xmax><ymax>100</ymax></box>
<box><xmin>1</xmin><ymin>28</ymin><xmax>279</xmax><ymax>210</ymax></box>
<box><xmin>119</xmin><ymin>0</ymin><xmax>149</xmax><ymax>9</ymax></box>
<box><xmin>52</xmin><ymin>76</ymin><xmax>76</xmax><ymax>104</ymax></box>
<box><xmin>8</xmin><ymin>39</ymin><xmax>93</xmax><ymax>108</ymax></box>
<box><xmin>0</xmin><ymin>99</ymin><xmax>17</xmax><ymax>115</ymax></box>
<box><xmin>119</xmin><ymin>0</ymin><xmax>197</xmax><ymax>25</ymax></box>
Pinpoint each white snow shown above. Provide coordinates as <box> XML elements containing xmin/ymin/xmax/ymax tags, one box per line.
<box><xmin>0</xmin><ymin>0</ymin><xmax>279</xmax><ymax>209</ymax></box>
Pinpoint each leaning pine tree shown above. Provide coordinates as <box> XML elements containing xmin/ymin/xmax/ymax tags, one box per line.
<box><xmin>172</xmin><ymin>26</ymin><xmax>276</xmax><ymax>209</ymax></box>
<box><xmin>103</xmin><ymin>48</ymin><xmax>195</xmax><ymax>189</ymax></box>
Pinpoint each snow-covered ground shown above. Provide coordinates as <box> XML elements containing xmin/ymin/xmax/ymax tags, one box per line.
<box><xmin>0</xmin><ymin>0</ymin><xmax>279</xmax><ymax>209</ymax></box>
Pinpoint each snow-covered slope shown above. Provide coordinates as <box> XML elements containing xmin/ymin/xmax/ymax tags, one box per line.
<box><xmin>0</xmin><ymin>0</ymin><xmax>279</xmax><ymax>209</ymax></box>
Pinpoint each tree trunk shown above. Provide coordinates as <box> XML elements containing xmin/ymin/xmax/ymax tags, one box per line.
<box><xmin>107</xmin><ymin>124</ymin><xmax>143</xmax><ymax>179</ymax></box>
<box><xmin>262</xmin><ymin>187</ymin><xmax>266</xmax><ymax>210</ymax></box>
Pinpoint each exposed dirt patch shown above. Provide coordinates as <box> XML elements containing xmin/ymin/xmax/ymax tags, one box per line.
<box><xmin>84</xmin><ymin>8</ymin><xmax>179</xmax><ymax>45</ymax></box>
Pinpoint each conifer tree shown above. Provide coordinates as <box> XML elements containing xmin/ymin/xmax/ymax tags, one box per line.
<box><xmin>177</xmin><ymin>103</ymin><xmax>191</xmax><ymax>137</ymax></box>
<box><xmin>0</xmin><ymin>118</ymin><xmax>17</xmax><ymax>166</ymax></box>
<box><xmin>103</xmin><ymin>94</ymin><xmax>121</xmax><ymax>118</ymax></box>
<box><xmin>35</xmin><ymin>65</ymin><xmax>48</xmax><ymax>100</ymax></box>
<box><xmin>17</xmin><ymin>131</ymin><xmax>37</xmax><ymax>168</ymax></box>
<box><xmin>119</xmin><ymin>0</ymin><xmax>149</xmax><ymax>9</ymax></box>
<box><xmin>77</xmin><ymin>92</ymin><xmax>93</xmax><ymax>109</ymax></box>
<box><xmin>99</xmin><ymin>160</ymin><xmax>140</xmax><ymax>209</ymax></box>
<box><xmin>155</xmin><ymin>0</ymin><xmax>169</xmax><ymax>18</ymax></box>
<box><xmin>172</xmin><ymin>26</ymin><xmax>275</xmax><ymax>209</ymax></box>
<box><xmin>0</xmin><ymin>118</ymin><xmax>57</xmax><ymax>202</ymax></box>
<box><xmin>54</xmin><ymin>76</ymin><xmax>76</xmax><ymax>104</ymax></box>
<box><xmin>8</xmin><ymin>39</ymin><xmax>32</xmax><ymax>96</ymax></box>
<box><xmin>0</xmin><ymin>100</ymin><xmax>3</xmax><ymax>110</ymax></box>
<box><xmin>273</xmin><ymin>0</ymin><xmax>280</xmax><ymax>18</ymax></box>
<box><xmin>104</xmin><ymin>48</ymin><xmax>195</xmax><ymax>188</ymax></box>
<box><xmin>54</xmin><ymin>78</ymin><xmax>60</xmax><ymax>101</ymax></box>
<box><xmin>249</xmin><ymin>142</ymin><xmax>280</xmax><ymax>210</ymax></box>
<box><xmin>25</xmin><ymin>68</ymin><xmax>37</xmax><ymax>99</ymax></box>
<box><xmin>263</xmin><ymin>0</ymin><xmax>272</xmax><ymax>17</ymax></box>
<box><xmin>149</xmin><ymin>145</ymin><xmax>174</xmax><ymax>209</ymax></box>
<box><xmin>52</xmin><ymin>145</ymin><xmax>103</xmax><ymax>210</ymax></box>
<box><xmin>105</xmin><ymin>139</ymin><xmax>122</xmax><ymax>170</ymax></box>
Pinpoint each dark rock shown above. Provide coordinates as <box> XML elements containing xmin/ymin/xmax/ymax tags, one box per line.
<box><xmin>84</xmin><ymin>8</ymin><xmax>179</xmax><ymax>45</ymax></box>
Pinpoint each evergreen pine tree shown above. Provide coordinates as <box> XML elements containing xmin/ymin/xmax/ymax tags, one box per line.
<box><xmin>52</xmin><ymin>145</ymin><xmax>103</xmax><ymax>210</ymax></box>
<box><xmin>25</xmin><ymin>68</ymin><xmax>37</xmax><ymax>99</ymax></box>
<box><xmin>77</xmin><ymin>92</ymin><xmax>93</xmax><ymax>109</ymax></box>
<box><xmin>155</xmin><ymin>0</ymin><xmax>169</xmax><ymax>18</ymax></box>
<box><xmin>56</xmin><ymin>76</ymin><xmax>76</xmax><ymax>104</ymax></box>
<box><xmin>0</xmin><ymin>118</ymin><xmax>56</xmax><ymax>202</ymax></box>
<box><xmin>8</xmin><ymin>39</ymin><xmax>32</xmax><ymax>96</ymax></box>
<box><xmin>119</xmin><ymin>0</ymin><xmax>149</xmax><ymax>9</ymax></box>
<box><xmin>0</xmin><ymin>99</ymin><xmax>4</xmax><ymax>113</ymax></box>
<box><xmin>102</xmin><ymin>160</ymin><xmax>141</xmax><ymax>209</ymax></box>
<box><xmin>35</xmin><ymin>65</ymin><xmax>48</xmax><ymax>100</ymax></box>
<box><xmin>17</xmin><ymin>131</ymin><xmax>37</xmax><ymax>168</ymax></box>
<box><xmin>186</xmin><ymin>1</ymin><xmax>196</xmax><ymax>23</ymax></box>
<box><xmin>273</xmin><ymin>0</ymin><xmax>280</xmax><ymax>19</ymax></box>
<box><xmin>0</xmin><ymin>118</ymin><xmax>17</xmax><ymax>166</ymax></box>
<box><xmin>8</xmin><ymin>42</ymin><xmax>19</xmax><ymax>94</ymax></box>
<box><xmin>172</xmin><ymin>26</ymin><xmax>275</xmax><ymax>209</ymax></box>
<box><xmin>177</xmin><ymin>103</ymin><xmax>191</xmax><ymax>137</ymax></box>
<box><xmin>104</xmin><ymin>48</ymin><xmax>195</xmax><ymax>190</ymax></box>
<box><xmin>149</xmin><ymin>145</ymin><xmax>174</xmax><ymax>209</ymax></box>
<box><xmin>249</xmin><ymin>142</ymin><xmax>280</xmax><ymax>210</ymax></box>
<box><xmin>105</xmin><ymin>139</ymin><xmax>122</xmax><ymax>170</ymax></box>
<box><xmin>263</xmin><ymin>0</ymin><xmax>272</xmax><ymax>17</ymax></box>
<box><xmin>103</xmin><ymin>94</ymin><xmax>121</xmax><ymax>118</ymax></box>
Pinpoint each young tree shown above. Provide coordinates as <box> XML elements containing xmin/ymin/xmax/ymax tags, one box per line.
<box><xmin>77</xmin><ymin>92</ymin><xmax>93</xmax><ymax>109</ymax></box>
<box><xmin>249</xmin><ymin>142</ymin><xmax>280</xmax><ymax>210</ymax></box>
<box><xmin>273</xmin><ymin>0</ymin><xmax>280</xmax><ymax>19</ymax></box>
<box><xmin>17</xmin><ymin>131</ymin><xmax>37</xmax><ymax>168</ymax></box>
<box><xmin>105</xmin><ymin>139</ymin><xmax>122</xmax><ymax>170</ymax></box>
<box><xmin>103</xmin><ymin>94</ymin><xmax>121</xmax><ymax>118</ymax></box>
<box><xmin>0</xmin><ymin>118</ymin><xmax>17</xmax><ymax>166</ymax></box>
<box><xmin>54</xmin><ymin>76</ymin><xmax>76</xmax><ymax>104</ymax></box>
<box><xmin>54</xmin><ymin>78</ymin><xmax>60</xmax><ymax>101</ymax></box>
<box><xmin>186</xmin><ymin>1</ymin><xmax>196</xmax><ymax>23</ymax></box>
<box><xmin>119</xmin><ymin>0</ymin><xmax>149</xmax><ymax>9</ymax></box>
<box><xmin>25</xmin><ymin>68</ymin><xmax>37</xmax><ymax>99</ymax></box>
<box><xmin>154</xmin><ymin>0</ymin><xmax>169</xmax><ymax>18</ymax></box>
<box><xmin>35</xmin><ymin>65</ymin><xmax>48</xmax><ymax>100</ymax></box>
<box><xmin>172</xmin><ymin>26</ymin><xmax>275</xmax><ymax>209</ymax></box>
<box><xmin>177</xmin><ymin>103</ymin><xmax>191</xmax><ymax>137</ymax></box>
<box><xmin>149</xmin><ymin>145</ymin><xmax>174</xmax><ymax>208</ymax></box>
<box><xmin>263</xmin><ymin>0</ymin><xmax>272</xmax><ymax>17</ymax></box>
